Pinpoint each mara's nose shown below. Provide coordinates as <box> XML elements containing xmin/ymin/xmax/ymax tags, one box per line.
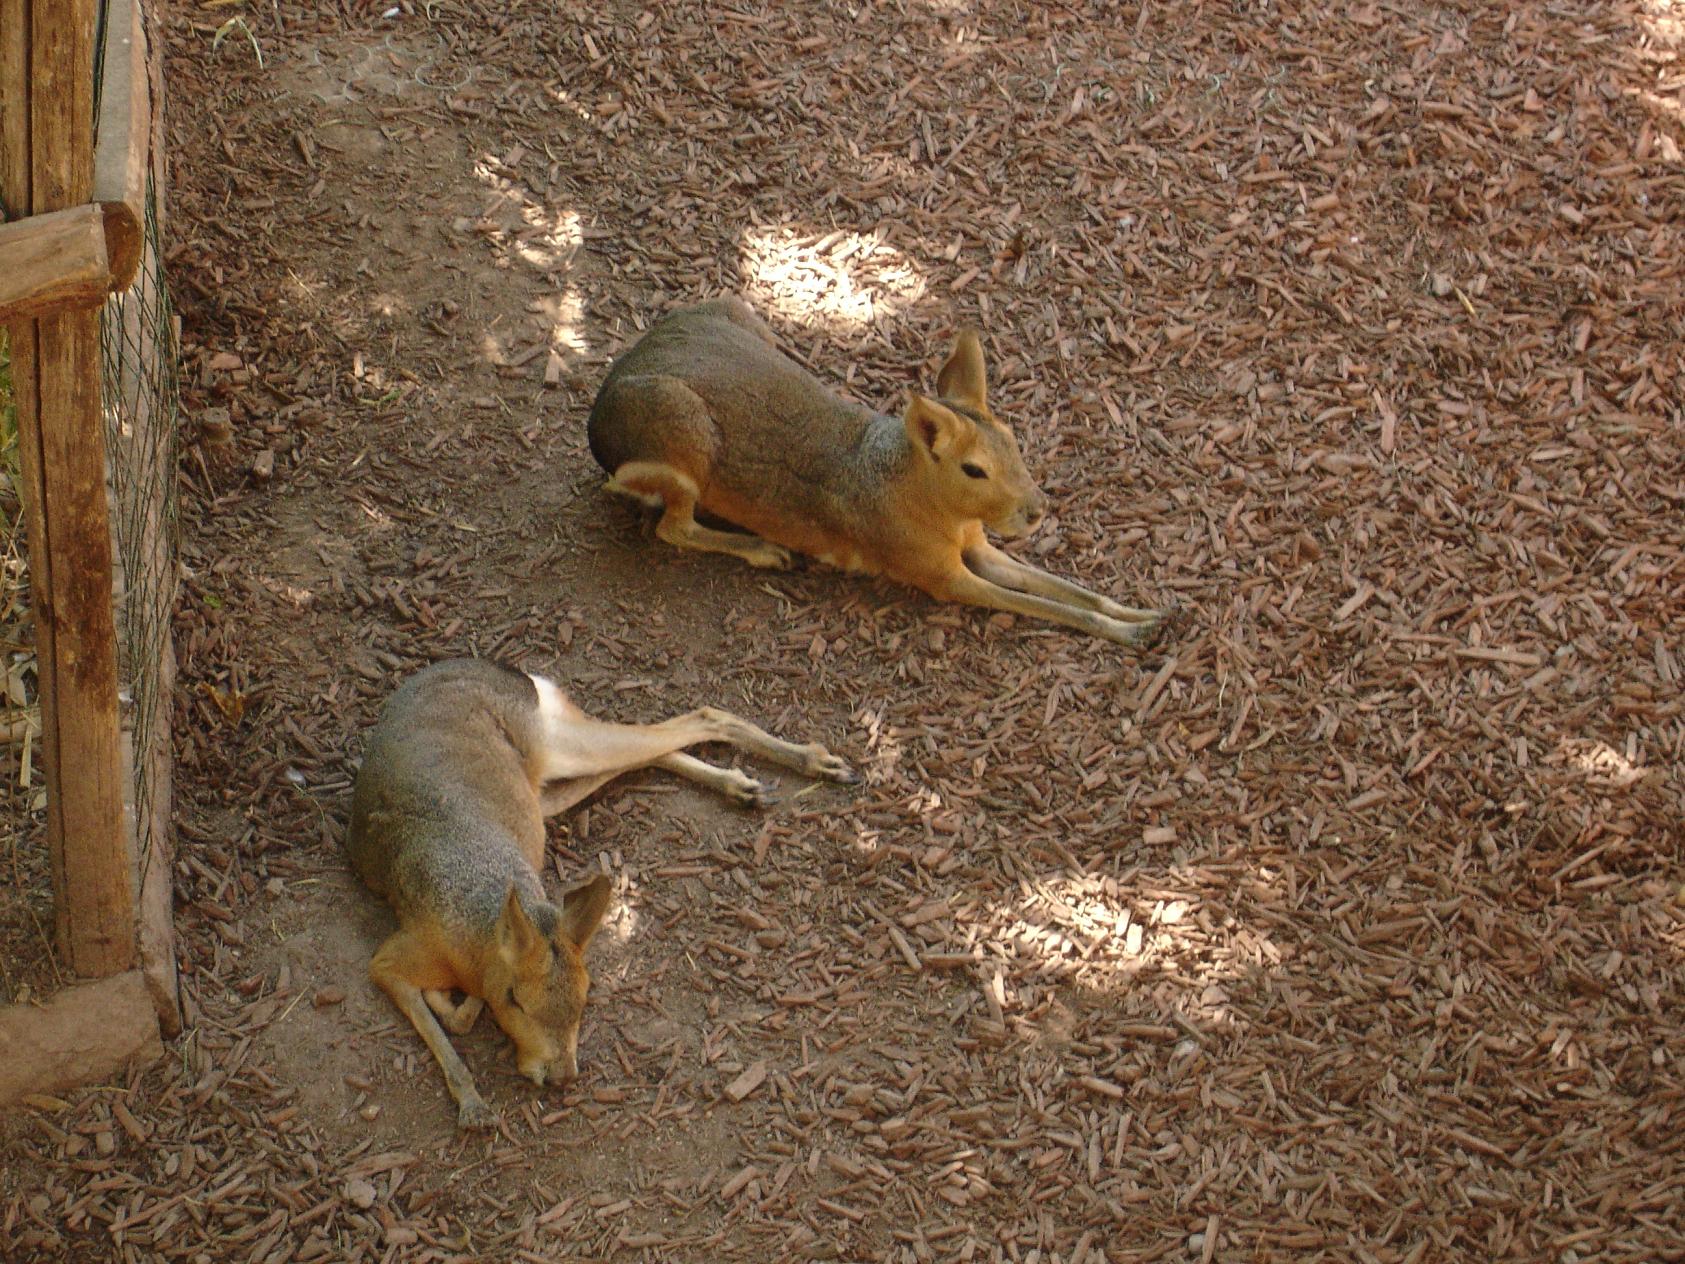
<box><xmin>1025</xmin><ymin>492</ymin><xmax>1049</xmax><ymax>528</ymax></box>
<box><xmin>553</xmin><ymin>1051</ymin><xmax>580</xmax><ymax>1085</ymax></box>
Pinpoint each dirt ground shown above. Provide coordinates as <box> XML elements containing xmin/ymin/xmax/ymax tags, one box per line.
<box><xmin>4</xmin><ymin>0</ymin><xmax>1685</xmax><ymax>1260</ymax></box>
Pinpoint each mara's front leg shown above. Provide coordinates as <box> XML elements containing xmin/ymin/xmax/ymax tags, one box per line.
<box><xmin>933</xmin><ymin>566</ymin><xmax>1165</xmax><ymax>648</ymax></box>
<box><xmin>963</xmin><ymin>540</ymin><xmax>1165</xmax><ymax>625</ymax></box>
<box><xmin>369</xmin><ymin>932</ymin><xmax>496</xmax><ymax>1129</ymax></box>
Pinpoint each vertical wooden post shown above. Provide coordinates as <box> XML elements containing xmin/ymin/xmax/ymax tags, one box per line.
<box><xmin>2</xmin><ymin>0</ymin><xmax>136</xmax><ymax>977</ymax></box>
<box><xmin>0</xmin><ymin>0</ymin><xmax>32</xmax><ymax>215</ymax></box>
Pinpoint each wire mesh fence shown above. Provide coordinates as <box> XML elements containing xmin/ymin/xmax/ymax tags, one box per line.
<box><xmin>99</xmin><ymin>161</ymin><xmax>178</xmax><ymax>908</ymax></box>
<box><xmin>96</xmin><ymin>0</ymin><xmax>180</xmax><ymax>974</ymax></box>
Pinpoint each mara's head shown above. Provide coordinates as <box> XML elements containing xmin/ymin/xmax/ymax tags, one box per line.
<box><xmin>485</xmin><ymin>875</ymin><xmax>613</xmax><ymax>1087</ymax></box>
<box><xmin>903</xmin><ymin>330</ymin><xmax>1047</xmax><ymax>537</ymax></box>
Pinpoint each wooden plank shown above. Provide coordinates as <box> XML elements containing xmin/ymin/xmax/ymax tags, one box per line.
<box><xmin>0</xmin><ymin>204</ymin><xmax>114</xmax><ymax>321</ymax></box>
<box><xmin>106</xmin><ymin>213</ymin><xmax>182</xmax><ymax>1026</ymax></box>
<box><xmin>0</xmin><ymin>971</ymin><xmax>162</xmax><ymax>1104</ymax></box>
<box><xmin>29</xmin><ymin>0</ymin><xmax>95</xmax><ymax>208</ymax></box>
<box><xmin>134</xmin><ymin>673</ymin><xmax>181</xmax><ymax>1031</ymax></box>
<box><xmin>3</xmin><ymin>0</ymin><xmax>135</xmax><ymax>978</ymax></box>
<box><xmin>0</xmin><ymin>0</ymin><xmax>30</xmax><ymax>221</ymax></box>
<box><xmin>111</xmin><ymin>221</ymin><xmax>182</xmax><ymax>1027</ymax></box>
<box><xmin>91</xmin><ymin>0</ymin><xmax>148</xmax><ymax>288</ymax></box>
<box><xmin>145</xmin><ymin>0</ymin><xmax>168</xmax><ymax>239</ymax></box>
<box><xmin>31</xmin><ymin>306</ymin><xmax>133</xmax><ymax>976</ymax></box>
<box><xmin>121</xmin><ymin>0</ymin><xmax>182</xmax><ymax>1030</ymax></box>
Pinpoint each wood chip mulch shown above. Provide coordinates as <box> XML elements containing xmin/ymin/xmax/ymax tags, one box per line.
<box><xmin>3</xmin><ymin>0</ymin><xmax>1683</xmax><ymax>1261</ymax></box>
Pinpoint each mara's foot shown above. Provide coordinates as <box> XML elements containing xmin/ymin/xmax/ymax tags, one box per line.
<box><xmin>742</xmin><ymin>540</ymin><xmax>793</xmax><ymax>570</ymax></box>
<box><xmin>801</xmin><ymin>744</ymin><xmax>860</xmax><ymax>784</ymax></box>
<box><xmin>722</xmin><ymin>768</ymin><xmax>776</xmax><ymax>808</ymax></box>
<box><xmin>457</xmin><ymin>1094</ymin><xmax>497</xmax><ymax>1130</ymax></box>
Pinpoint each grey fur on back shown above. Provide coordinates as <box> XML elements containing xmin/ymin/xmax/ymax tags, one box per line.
<box><xmin>585</xmin><ymin>298</ymin><xmax>913</xmax><ymax>517</ymax></box>
<box><xmin>346</xmin><ymin>659</ymin><xmax>552</xmax><ymax>940</ymax></box>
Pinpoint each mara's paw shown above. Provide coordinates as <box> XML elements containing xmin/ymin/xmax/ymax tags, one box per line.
<box><xmin>744</xmin><ymin>541</ymin><xmax>794</xmax><ymax>570</ymax></box>
<box><xmin>1094</xmin><ymin>612</ymin><xmax>1163</xmax><ymax>650</ymax></box>
<box><xmin>457</xmin><ymin>1095</ymin><xmax>497</xmax><ymax>1130</ymax></box>
<box><xmin>1119</xmin><ymin>606</ymin><xmax>1181</xmax><ymax>650</ymax></box>
<box><xmin>1146</xmin><ymin>602</ymin><xmax>1188</xmax><ymax>644</ymax></box>
<box><xmin>1130</xmin><ymin>618</ymin><xmax>1167</xmax><ymax>649</ymax></box>
<box><xmin>441</xmin><ymin>996</ymin><xmax>484</xmax><ymax>1036</ymax></box>
<box><xmin>803</xmin><ymin>745</ymin><xmax>860</xmax><ymax>785</ymax></box>
<box><xmin>426</xmin><ymin>988</ymin><xmax>484</xmax><ymax>1036</ymax></box>
<box><xmin>724</xmin><ymin>769</ymin><xmax>776</xmax><ymax>809</ymax></box>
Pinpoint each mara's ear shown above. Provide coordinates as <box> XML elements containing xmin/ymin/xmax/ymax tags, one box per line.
<box><xmin>558</xmin><ymin>874</ymin><xmax>614</xmax><ymax>950</ymax></box>
<box><xmin>496</xmin><ymin>885</ymin><xmax>547</xmax><ymax>966</ymax></box>
<box><xmin>903</xmin><ymin>395</ymin><xmax>966</xmax><ymax>459</ymax></box>
<box><xmin>936</xmin><ymin>329</ymin><xmax>988</xmax><ymax>412</ymax></box>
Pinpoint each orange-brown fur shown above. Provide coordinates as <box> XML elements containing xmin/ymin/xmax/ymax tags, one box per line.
<box><xmin>346</xmin><ymin>659</ymin><xmax>854</xmax><ymax>1128</ymax></box>
<box><xmin>587</xmin><ymin>296</ymin><xmax>1168</xmax><ymax>647</ymax></box>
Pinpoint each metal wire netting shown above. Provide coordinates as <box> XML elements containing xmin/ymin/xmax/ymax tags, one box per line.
<box><xmin>96</xmin><ymin>0</ymin><xmax>179</xmax><ymax>910</ymax></box>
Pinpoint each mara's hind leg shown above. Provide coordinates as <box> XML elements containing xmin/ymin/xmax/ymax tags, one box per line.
<box><xmin>596</xmin><ymin>373</ymin><xmax>789</xmax><ymax>570</ymax></box>
<box><xmin>609</xmin><ymin>460</ymin><xmax>792</xmax><ymax>571</ymax></box>
<box><xmin>684</xmin><ymin>709</ymin><xmax>858</xmax><ymax>784</ymax></box>
<box><xmin>537</xmin><ymin>771</ymin><xmax>622</xmax><ymax>817</ymax></box>
<box><xmin>539</xmin><ymin>756</ymin><xmax>772</xmax><ymax>813</ymax></box>
<box><xmin>656</xmin><ymin>751</ymin><xmax>775</xmax><ymax>807</ymax></box>
<box><xmin>522</xmin><ymin>676</ymin><xmax>857</xmax><ymax>788</ymax></box>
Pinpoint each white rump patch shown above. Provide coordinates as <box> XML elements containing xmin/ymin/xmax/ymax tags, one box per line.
<box><xmin>524</xmin><ymin>672</ymin><xmax>589</xmax><ymax>782</ymax></box>
<box><xmin>527</xmin><ymin>673</ymin><xmax>571</xmax><ymax>739</ymax></box>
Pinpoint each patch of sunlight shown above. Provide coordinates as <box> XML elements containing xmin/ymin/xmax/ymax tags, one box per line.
<box><xmin>740</xmin><ymin>225</ymin><xmax>927</xmax><ymax>329</ymax></box>
<box><xmin>514</xmin><ymin>203</ymin><xmax>584</xmax><ymax>272</ymax></box>
<box><xmin>974</xmin><ymin>871</ymin><xmax>1283</xmax><ymax>1022</ymax></box>
<box><xmin>465</xmin><ymin>152</ymin><xmax>595</xmax><ymax>370</ymax></box>
<box><xmin>854</xmin><ymin>705</ymin><xmax>904</xmax><ymax>783</ymax></box>
<box><xmin>1554</xmin><ymin>737</ymin><xmax>1648</xmax><ymax>789</ymax></box>
<box><xmin>355</xmin><ymin>498</ymin><xmax>394</xmax><ymax>528</ymax></box>
<box><xmin>848</xmin><ymin>818</ymin><xmax>882</xmax><ymax>856</ymax></box>
<box><xmin>603</xmin><ymin>872</ymin><xmax>641</xmax><ymax>944</ymax></box>
<box><xmin>478</xmin><ymin>330</ymin><xmax>515</xmax><ymax>369</ymax></box>
<box><xmin>275</xmin><ymin>581</ymin><xmax>315</xmax><ymax>610</ymax></box>
<box><xmin>541</xmin><ymin>82</ymin><xmax>597</xmax><ymax>126</ymax></box>
<box><xmin>1626</xmin><ymin>90</ymin><xmax>1685</xmax><ymax>162</ymax></box>
<box><xmin>1621</xmin><ymin>4</ymin><xmax>1685</xmax><ymax>161</ymax></box>
<box><xmin>284</xmin><ymin>267</ymin><xmax>321</xmax><ymax>299</ymax></box>
<box><xmin>1637</xmin><ymin>0</ymin><xmax>1685</xmax><ymax>44</ymax></box>
<box><xmin>469</xmin><ymin>154</ymin><xmax>584</xmax><ymax>274</ymax></box>
<box><xmin>530</xmin><ymin>288</ymin><xmax>590</xmax><ymax>357</ymax></box>
<box><xmin>352</xmin><ymin>359</ymin><xmax>390</xmax><ymax>392</ymax></box>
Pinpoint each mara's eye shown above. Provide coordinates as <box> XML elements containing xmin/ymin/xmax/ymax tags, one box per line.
<box><xmin>961</xmin><ymin>462</ymin><xmax>988</xmax><ymax>480</ymax></box>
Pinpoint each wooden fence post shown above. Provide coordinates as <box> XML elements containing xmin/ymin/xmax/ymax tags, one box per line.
<box><xmin>2</xmin><ymin>0</ymin><xmax>136</xmax><ymax>978</ymax></box>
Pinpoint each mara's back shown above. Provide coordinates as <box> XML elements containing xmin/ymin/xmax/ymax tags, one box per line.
<box><xmin>589</xmin><ymin>301</ymin><xmax>889</xmax><ymax>488</ymax></box>
<box><xmin>586</xmin><ymin>300</ymin><xmax>906</xmax><ymax>560</ymax></box>
<box><xmin>346</xmin><ymin>660</ymin><xmax>546</xmax><ymax>923</ymax></box>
